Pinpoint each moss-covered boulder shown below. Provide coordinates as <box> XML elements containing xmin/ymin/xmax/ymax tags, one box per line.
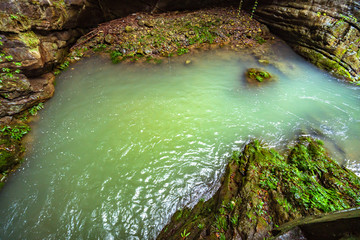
<box><xmin>157</xmin><ymin>138</ymin><xmax>360</xmax><ymax>240</ymax></box>
<box><xmin>245</xmin><ymin>68</ymin><xmax>273</xmax><ymax>86</ymax></box>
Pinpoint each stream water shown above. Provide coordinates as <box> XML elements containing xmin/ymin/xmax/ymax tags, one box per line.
<box><xmin>0</xmin><ymin>44</ymin><xmax>359</xmax><ymax>240</ymax></box>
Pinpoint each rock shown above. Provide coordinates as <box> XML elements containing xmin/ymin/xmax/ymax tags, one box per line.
<box><xmin>104</xmin><ymin>34</ymin><xmax>115</xmax><ymax>44</ymax></box>
<box><xmin>144</xmin><ymin>20</ymin><xmax>154</xmax><ymax>28</ymax></box>
<box><xmin>157</xmin><ymin>138</ymin><xmax>360</xmax><ymax>240</ymax></box>
<box><xmin>0</xmin><ymin>73</ymin><xmax>55</xmax><ymax>117</ymax></box>
<box><xmin>273</xmin><ymin>208</ymin><xmax>360</xmax><ymax>240</ymax></box>
<box><xmin>256</xmin><ymin>0</ymin><xmax>360</xmax><ymax>81</ymax></box>
<box><xmin>245</xmin><ymin>68</ymin><xmax>273</xmax><ymax>86</ymax></box>
<box><xmin>144</xmin><ymin>47</ymin><xmax>152</xmax><ymax>55</ymax></box>
<box><xmin>136</xmin><ymin>48</ymin><xmax>144</xmax><ymax>55</ymax></box>
<box><xmin>125</xmin><ymin>26</ymin><xmax>135</xmax><ymax>33</ymax></box>
<box><xmin>138</xmin><ymin>19</ymin><xmax>145</xmax><ymax>26</ymax></box>
<box><xmin>258</xmin><ymin>59</ymin><xmax>269</xmax><ymax>65</ymax></box>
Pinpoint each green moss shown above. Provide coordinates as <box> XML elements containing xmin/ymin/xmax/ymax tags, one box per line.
<box><xmin>157</xmin><ymin>138</ymin><xmax>360</xmax><ymax>240</ymax></box>
<box><xmin>304</xmin><ymin>48</ymin><xmax>353</xmax><ymax>81</ymax></box>
<box><xmin>19</xmin><ymin>31</ymin><xmax>40</xmax><ymax>49</ymax></box>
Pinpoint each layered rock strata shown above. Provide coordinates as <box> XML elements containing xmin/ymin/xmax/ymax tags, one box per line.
<box><xmin>255</xmin><ymin>0</ymin><xmax>360</xmax><ymax>82</ymax></box>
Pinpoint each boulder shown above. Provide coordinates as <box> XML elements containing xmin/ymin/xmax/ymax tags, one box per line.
<box><xmin>245</xmin><ymin>68</ymin><xmax>274</xmax><ymax>86</ymax></box>
<box><xmin>157</xmin><ymin>138</ymin><xmax>360</xmax><ymax>240</ymax></box>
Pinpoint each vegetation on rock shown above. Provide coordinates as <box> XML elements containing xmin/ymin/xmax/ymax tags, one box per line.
<box><xmin>0</xmin><ymin>123</ymin><xmax>30</xmax><ymax>189</ymax></box>
<box><xmin>157</xmin><ymin>138</ymin><xmax>360</xmax><ymax>240</ymax></box>
<box><xmin>69</xmin><ymin>8</ymin><xmax>275</xmax><ymax>65</ymax></box>
<box><xmin>245</xmin><ymin>68</ymin><xmax>273</xmax><ymax>86</ymax></box>
<box><xmin>255</xmin><ymin>0</ymin><xmax>360</xmax><ymax>84</ymax></box>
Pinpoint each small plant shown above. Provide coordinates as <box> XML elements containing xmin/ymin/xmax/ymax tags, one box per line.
<box><xmin>181</xmin><ymin>229</ymin><xmax>190</xmax><ymax>239</ymax></box>
<box><xmin>251</xmin><ymin>0</ymin><xmax>259</xmax><ymax>19</ymax></box>
<box><xmin>110</xmin><ymin>50</ymin><xmax>123</xmax><ymax>64</ymax></box>
<box><xmin>219</xmin><ymin>207</ymin><xmax>226</xmax><ymax>215</ymax></box>
<box><xmin>220</xmin><ymin>232</ymin><xmax>226</xmax><ymax>240</ymax></box>
<box><xmin>228</xmin><ymin>201</ymin><xmax>236</xmax><ymax>211</ymax></box>
<box><xmin>255</xmin><ymin>36</ymin><xmax>266</xmax><ymax>44</ymax></box>
<box><xmin>215</xmin><ymin>215</ymin><xmax>227</xmax><ymax>231</ymax></box>
<box><xmin>5</xmin><ymin>55</ymin><xmax>13</xmax><ymax>61</ymax></box>
<box><xmin>198</xmin><ymin>223</ymin><xmax>205</xmax><ymax>229</ymax></box>
<box><xmin>175</xmin><ymin>209</ymin><xmax>183</xmax><ymax>220</ymax></box>
<box><xmin>93</xmin><ymin>43</ymin><xmax>107</xmax><ymax>52</ymax></box>
<box><xmin>59</xmin><ymin>61</ymin><xmax>69</xmax><ymax>70</ymax></box>
<box><xmin>0</xmin><ymin>125</ymin><xmax>31</xmax><ymax>140</ymax></box>
<box><xmin>29</xmin><ymin>102</ymin><xmax>44</xmax><ymax>116</ymax></box>
<box><xmin>177</xmin><ymin>48</ymin><xmax>189</xmax><ymax>56</ymax></box>
<box><xmin>10</xmin><ymin>14</ymin><xmax>18</xmax><ymax>20</ymax></box>
<box><xmin>230</xmin><ymin>214</ymin><xmax>239</xmax><ymax>225</ymax></box>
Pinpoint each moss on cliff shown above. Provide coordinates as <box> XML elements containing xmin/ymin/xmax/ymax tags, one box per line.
<box><xmin>157</xmin><ymin>138</ymin><xmax>360</xmax><ymax>240</ymax></box>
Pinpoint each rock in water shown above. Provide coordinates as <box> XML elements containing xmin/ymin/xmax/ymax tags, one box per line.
<box><xmin>157</xmin><ymin>138</ymin><xmax>360</xmax><ymax>240</ymax></box>
<box><xmin>245</xmin><ymin>68</ymin><xmax>273</xmax><ymax>86</ymax></box>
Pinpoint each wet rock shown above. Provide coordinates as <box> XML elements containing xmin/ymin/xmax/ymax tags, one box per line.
<box><xmin>157</xmin><ymin>138</ymin><xmax>360</xmax><ymax>240</ymax></box>
<box><xmin>245</xmin><ymin>68</ymin><xmax>273</xmax><ymax>86</ymax></box>
<box><xmin>256</xmin><ymin>0</ymin><xmax>360</xmax><ymax>82</ymax></box>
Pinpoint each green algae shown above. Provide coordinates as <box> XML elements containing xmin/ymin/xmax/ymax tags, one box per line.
<box><xmin>157</xmin><ymin>138</ymin><xmax>360</xmax><ymax>240</ymax></box>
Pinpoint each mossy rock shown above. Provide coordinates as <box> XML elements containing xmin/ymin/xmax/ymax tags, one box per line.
<box><xmin>0</xmin><ymin>124</ymin><xmax>28</xmax><ymax>185</ymax></box>
<box><xmin>245</xmin><ymin>68</ymin><xmax>274</xmax><ymax>86</ymax></box>
<box><xmin>157</xmin><ymin>138</ymin><xmax>360</xmax><ymax>240</ymax></box>
<box><xmin>0</xmin><ymin>137</ymin><xmax>20</xmax><ymax>173</ymax></box>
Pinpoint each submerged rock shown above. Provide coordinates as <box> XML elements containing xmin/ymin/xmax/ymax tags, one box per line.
<box><xmin>157</xmin><ymin>138</ymin><xmax>360</xmax><ymax>240</ymax></box>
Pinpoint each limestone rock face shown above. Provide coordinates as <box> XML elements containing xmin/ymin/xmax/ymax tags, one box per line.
<box><xmin>256</xmin><ymin>0</ymin><xmax>360</xmax><ymax>81</ymax></box>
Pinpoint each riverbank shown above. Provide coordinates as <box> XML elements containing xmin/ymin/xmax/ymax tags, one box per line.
<box><xmin>65</xmin><ymin>7</ymin><xmax>278</xmax><ymax>66</ymax></box>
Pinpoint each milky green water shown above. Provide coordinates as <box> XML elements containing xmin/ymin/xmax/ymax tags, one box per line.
<box><xmin>0</xmin><ymin>44</ymin><xmax>360</xmax><ymax>240</ymax></box>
